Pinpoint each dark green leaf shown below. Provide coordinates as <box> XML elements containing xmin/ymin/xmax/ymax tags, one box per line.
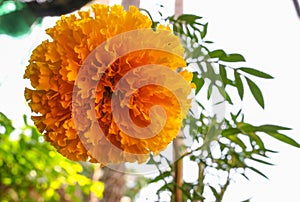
<box><xmin>238</xmin><ymin>67</ymin><xmax>273</xmax><ymax>79</ymax></box>
<box><xmin>157</xmin><ymin>182</ymin><xmax>173</xmax><ymax>193</ymax></box>
<box><xmin>192</xmin><ymin>72</ymin><xmax>205</xmax><ymax>95</ymax></box>
<box><xmin>220</xmin><ymin>53</ymin><xmax>246</xmax><ymax>62</ymax></box>
<box><xmin>200</xmin><ymin>23</ymin><xmax>208</xmax><ymax>39</ymax></box>
<box><xmin>149</xmin><ymin>171</ymin><xmax>171</xmax><ymax>183</ymax></box>
<box><xmin>241</xmin><ymin>173</ymin><xmax>249</xmax><ymax>180</ymax></box>
<box><xmin>241</xmin><ymin>198</ymin><xmax>251</xmax><ymax>202</ymax></box>
<box><xmin>266</xmin><ymin>132</ymin><xmax>300</xmax><ymax>148</ymax></box>
<box><xmin>249</xmin><ymin>157</ymin><xmax>274</xmax><ymax>166</ymax></box>
<box><xmin>246</xmin><ymin>77</ymin><xmax>265</xmax><ymax>108</ymax></box>
<box><xmin>208</xmin><ymin>49</ymin><xmax>226</xmax><ymax>59</ymax></box>
<box><xmin>208</xmin><ymin>185</ymin><xmax>220</xmax><ymax>201</ymax></box>
<box><xmin>219</xmin><ymin>65</ymin><xmax>227</xmax><ymax>84</ymax></box>
<box><xmin>234</xmin><ymin>71</ymin><xmax>244</xmax><ymax>99</ymax></box>
<box><xmin>177</xmin><ymin>14</ymin><xmax>202</xmax><ymax>22</ymax></box>
<box><xmin>225</xmin><ymin>92</ymin><xmax>233</xmax><ymax>105</ymax></box>
<box><xmin>247</xmin><ymin>166</ymin><xmax>269</xmax><ymax>179</ymax></box>
<box><xmin>204</xmin><ymin>40</ymin><xmax>214</xmax><ymax>44</ymax></box>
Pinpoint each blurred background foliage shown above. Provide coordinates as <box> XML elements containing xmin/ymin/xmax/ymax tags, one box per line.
<box><xmin>0</xmin><ymin>0</ymin><xmax>92</xmax><ymax>37</ymax></box>
<box><xmin>0</xmin><ymin>112</ymin><xmax>104</xmax><ymax>202</ymax></box>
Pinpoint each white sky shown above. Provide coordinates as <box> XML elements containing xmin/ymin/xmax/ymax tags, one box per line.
<box><xmin>1</xmin><ymin>0</ymin><xmax>300</xmax><ymax>201</ymax></box>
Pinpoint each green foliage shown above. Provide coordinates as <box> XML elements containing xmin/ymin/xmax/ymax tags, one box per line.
<box><xmin>141</xmin><ymin>9</ymin><xmax>300</xmax><ymax>202</ymax></box>
<box><xmin>0</xmin><ymin>113</ymin><xmax>104</xmax><ymax>202</ymax></box>
<box><xmin>0</xmin><ymin>1</ymin><xmax>38</xmax><ymax>37</ymax></box>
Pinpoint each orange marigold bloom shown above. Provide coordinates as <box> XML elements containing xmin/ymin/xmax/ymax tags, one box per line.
<box><xmin>24</xmin><ymin>4</ymin><xmax>192</xmax><ymax>165</ymax></box>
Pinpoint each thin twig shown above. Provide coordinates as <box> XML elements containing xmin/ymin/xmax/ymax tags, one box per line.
<box><xmin>292</xmin><ymin>0</ymin><xmax>300</xmax><ymax>20</ymax></box>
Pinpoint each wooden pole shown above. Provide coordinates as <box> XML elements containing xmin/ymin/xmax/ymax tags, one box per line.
<box><xmin>121</xmin><ymin>0</ymin><xmax>140</xmax><ymax>10</ymax></box>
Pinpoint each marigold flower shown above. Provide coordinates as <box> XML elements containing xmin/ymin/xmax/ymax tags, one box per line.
<box><xmin>24</xmin><ymin>4</ymin><xmax>192</xmax><ymax>165</ymax></box>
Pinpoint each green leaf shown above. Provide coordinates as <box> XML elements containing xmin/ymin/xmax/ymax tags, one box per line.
<box><xmin>216</xmin><ymin>85</ymin><xmax>226</xmax><ymax>99</ymax></box>
<box><xmin>220</xmin><ymin>53</ymin><xmax>246</xmax><ymax>62</ymax></box>
<box><xmin>207</xmin><ymin>83</ymin><xmax>213</xmax><ymax>100</ymax></box>
<box><xmin>225</xmin><ymin>92</ymin><xmax>233</xmax><ymax>105</ymax></box>
<box><xmin>208</xmin><ymin>49</ymin><xmax>226</xmax><ymax>59</ymax></box>
<box><xmin>208</xmin><ymin>185</ymin><xmax>220</xmax><ymax>201</ymax></box>
<box><xmin>200</xmin><ymin>23</ymin><xmax>208</xmax><ymax>39</ymax></box>
<box><xmin>247</xmin><ymin>166</ymin><xmax>269</xmax><ymax>179</ymax></box>
<box><xmin>204</xmin><ymin>40</ymin><xmax>214</xmax><ymax>44</ymax></box>
<box><xmin>146</xmin><ymin>153</ymin><xmax>157</xmax><ymax>164</ymax></box>
<box><xmin>0</xmin><ymin>112</ymin><xmax>14</xmax><ymax>136</ymax></box>
<box><xmin>234</xmin><ymin>71</ymin><xmax>244</xmax><ymax>100</ymax></box>
<box><xmin>227</xmin><ymin>135</ymin><xmax>247</xmax><ymax>150</ymax></box>
<box><xmin>237</xmin><ymin>122</ymin><xmax>256</xmax><ymax>133</ymax></box>
<box><xmin>256</xmin><ymin>124</ymin><xmax>291</xmax><ymax>132</ymax></box>
<box><xmin>149</xmin><ymin>171</ymin><xmax>171</xmax><ymax>183</ymax></box>
<box><xmin>222</xmin><ymin>128</ymin><xmax>241</xmax><ymax>137</ymax></box>
<box><xmin>177</xmin><ymin>14</ymin><xmax>202</xmax><ymax>22</ymax></box>
<box><xmin>219</xmin><ymin>65</ymin><xmax>227</xmax><ymax>83</ymax></box>
<box><xmin>266</xmin><ymin>132</ymin><xmax>300</xmax><ymax>148</ymax></box>
<box><xmin>238</xmin><ymin>67</ymin><xmax>273</xmax><ymax>79</ymax></box>
<box><xmin>248</xmin><ymin>132</ymin><xmax>265</xmax><ymax>150</ymax></box>
<box><xmin>246</xmin><ymin>77</ymin><xmax>264</xmax><ymax>108</ymax></box>
<box><xmin>249</xmin><ymin>156</ymin><xmax>274</xmax><ymax>166</ymax></box>
<box><xmin>31</xmin><ymin>127</ymin><xmax>40</xmax><ymax>142</ymax></box>
<box><xmin>192</xmin><ymin>72</ymin><xmax>205</xmax><ymax>95</ymax></box>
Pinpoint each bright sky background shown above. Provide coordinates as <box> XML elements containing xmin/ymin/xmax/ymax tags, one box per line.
<box><xmin>1</xmin><ymin>0</ymin><xmax>300</xmax><ymax>201</ymax></box>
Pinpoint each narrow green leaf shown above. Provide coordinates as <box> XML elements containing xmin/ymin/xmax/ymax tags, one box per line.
<box><xmin>207</xmin><ymin>83</ymin><xmax>213</xmax><ymax>100</ymax></box>
<box><xmin>248</xmin><ymin>132</ymin><xmax>265</xmax><ymax>150</ymax></box>
<box><xmin>173</xmin><ymin>24</ymin><xmax>178</xmax><ymax>34</ymax></box>
<box><xmin>177</xmin><ymin>14</ymin><xmax>202</xmax><ymax>22</ymax></box>
<box><xmin>216</xmin><ymin>85</ymin><xmax>226</xmax><ymax>99</ymax></box>
<box><xmin>208</xmin><ymin>185</ymin><xmax>220</xmax><ymax>201</ymax></box>
<box><xmin>220</xmin><ymin>53</ymin><xmax>246</xmax><ymax>62</ymax></box>
<box><xmin>249</xmin><ymin>157</ymin><xmax>274</xmax><ymax>166</ymax></box>
<box><xmin>157</xmin><ymin>182</ymin><xmax>173</xmax><ymax>193</ymax></box>
<box><xmin>195</xmin><ymin>100</ymin><xmax>205</xmax><ymax>110</ymax></box>
<box><xmin>237</xmin><ymin>122</ymin><xmax>256</xmax><ymax>133</ymax></box>
<box><xmin>0</xmin><ymin>112</ymin><xmax>14</xmax><ymax>136</ymax></box>
<box><xmin>149</xmin><ymin>171</ymin><xmax>171</xmax><ymax>183</ymax></box>
<box><xmin>222</xmin><ymin>128</ymin><xmax>241</xmax><ymax>137</ymax></box>
<box><xmin>238</xmin><ymin>67</ymin><xmax>273</xmax><ymax>79</ymax></box>
<box><xmin>241</xmin><ymin>173</ymin><xmax>249</xmax><ymax>180</ymax></box>
<box><xmin>246</xmin><ymin>77</ymin><xmax>265</xmax><ymax>108</ymax></box>
<box><xmin>200</xmin><ymin>23</ymin><xmax>208</xmax><ymax>39</ymax></box>
<box><xmin>247</xmin><ymin>166</ymin><xmax>269</xmax><ymax>179</ymax></box>
<box><xmin>31</xmin><ymin>127</ymin><xmax>40</xmax><ymax>142</ymax></box>
<box><xmin>23</xmin><ymin>114</ymin><xmax>28</xmax><ymax>126</ymax></box>
<box><xmin>256</xmin><ymin>124</ymin><xmax>291</xmax><ymax>132</ymax></box>
<box><xmin>227</xmin><ymin>135</ymin><xmax>247</xmax><ymax>150</ymax></box>
<box><xmin>266</xmin><ymin>132</ymin><xmax>300</xmax><ymax>148</ymax></box>
<box><xmin>204</xmin><ymin>40</ymin><xmax>214</xmax><ymax>44</ymax></box>
<box><xmin>225</xmin><ymin>92</ymin><xmax>233</xmax><ymax>105</ymax></box>
<box><xmin>219</xmin><ymin>64</ymin><xmax>227</xmax><ymax>83</ymax></box>
<box><xmin>234</xmin><ymin>71</ymin><xmax>244</xmax><ymax>100</ymax></box>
